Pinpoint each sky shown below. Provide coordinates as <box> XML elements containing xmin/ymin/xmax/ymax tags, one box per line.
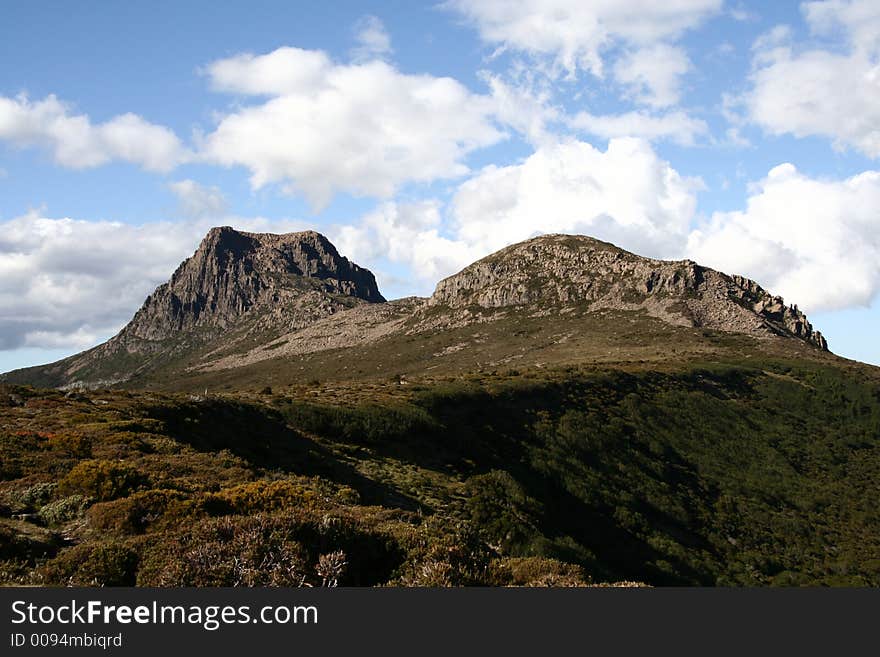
<box><xmin>1</xmin><ymin>0</ymin><xmax>879</xmax><ymax>371</ymax></box>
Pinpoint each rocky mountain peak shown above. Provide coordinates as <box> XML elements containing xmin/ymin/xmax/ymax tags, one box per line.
<box><xmin>428</xmin><ymin>233</ymin><xmax>827</xmax><ymax>350</ymax></box>
<box><xmin>119</xmin><ymin>226</ymin><xmax>384</xmax><ymax>343</ymax></box>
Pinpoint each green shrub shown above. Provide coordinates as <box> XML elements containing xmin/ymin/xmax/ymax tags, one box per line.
<box><xmin>38</xmin><ymin>542</ymin><xmax>138</xmax><ymax>586</ymax></box>
<box><xmin>87</xmin><ymin>490</ymin><xmax>191</xmax><ymax>534</ymax></box>
<box><xmin>38</xmin><ymin>495</ymin><xmax>92</xmax><ymax>525</ymax></box>
<box><xmin>58</xmin><ymin>460</ymin><xmax>145</xmax><ymax>502</ymax></box>
<box><xmin>280</xmin><ymin>401</ymin><xmax>437</xmax><ymax>445</ymax></box>
<box><xmin>464</xmin><ymin>470</ymin><xmax>542</xmax><ymax>555</ymax></box>
<box><xmin>46</xmin><ymin>433</ymin><xmax>92</xmax><ymax>458</ymax></box>
<box><xmin>204</xmin><ymin>480</ymin><xmax>319</xmax><ymax>515</ymax></box>
<box><xmin>334</xmin><ymin>486</ymin><xmax>360</xmax><ymax>505</ymax></box>
<box><xmin>12</xmin><ymin>482</ymin><xmax>57</xmax><ymax>512</ymax></box>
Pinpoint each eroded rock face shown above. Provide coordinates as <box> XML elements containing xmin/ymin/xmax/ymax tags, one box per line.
<box><xmin>427</xmin><ymin>234</ymin><xmax>827</xmax><ymax>350</ymax></box>
<box><xmin>122</xmin><ymin>226</ymin><xmax>384</xmax><ymax>342</ymax></box>
<box><xmin>2</xmin><ymin>227</ymin><xmax>387</xmax><ymax>388</ymax></box>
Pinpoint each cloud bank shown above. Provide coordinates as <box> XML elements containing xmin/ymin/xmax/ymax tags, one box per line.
<box><xmin>0</xmin><ymin>94</ymin><xmax>187</xmax><ymax>171</ymax></box>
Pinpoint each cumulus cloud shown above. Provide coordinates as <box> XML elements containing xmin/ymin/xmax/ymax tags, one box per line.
<box><xmin>451</xmin><ymin>137</ymin><xmax>702</xmax><ymax>259</ymax></box>
<box><xmin>337</xmin><ymin>142</ymin><xmax>880</xmax><ymax>318</ymax></box>
<box><xmin>334</xmin><ymin>200</ymin><xmax>482</xmax><ymax>295</ymax></box>
<box><xmin>169</xmin><ymin>179</ymin><xmax>229</xmax><ymax>218</ymax></box>
<box><xmin>481</xmin><ymin>73</ymin><xmax>560</xmax><ymax>145</ymax></box>
<box><xmin>687</xmin><ymin>163</ymin><xmax>880</xmax><ymax>313</ymax></box>
<box><xmin>336</xmin><ymin>138</ymin><xmax>703</xmax><ymax>293</ymax></box>
<box><xmin>352</xmin><ymin>15</ymin><xmax>393</xmax><ymax>61</ymax></box>
<box><xmin>613</xmin><ymin>44</ymin><xmax>692</xmax><ymax>108</ymax></box>
<box><xmin>0</xmin><ymin>94</ymin><xmax>186</xmax><ymax>171</ymax></box>
<box><xmin>0</xmin><ymin>212</ymin><xmax>310</xmax><ymax>353</ymax></box>
<box><xmin>201</xmin><ymin>47</ymin><xmax>504</xmax><ymax>207</ymax></box>
<box><xmin>568</xmin><ymin>109</ymin><xmax>708</xmax><ymax>145</ymax></box>
<box><xmin>743</xmin><ymin>0</ymin><xmax>880</xmax><ymax>157</ymax></box>
<box><xmin>445</xmin><ymin>0</ymin><xmax>720</xmax><ymax>77</ymax></box>
<box><xmin>803</xmin><ymin>0</ymin><xmax>880</xmax><ymax>53</ymax></box>
<box><xmin>335</xmin><ymin>138</ymin><xmax>705</xmax><ymax>294</ymax></box>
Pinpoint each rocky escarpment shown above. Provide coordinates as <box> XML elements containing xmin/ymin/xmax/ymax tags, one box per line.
<box><xmin>427</xmin><ymin>234</ymin><xmax>827</xmax><ymax>350</ymax></box>
<box><xmin>121</xmin><ymin>226</ymin><xmax>383</xmax><ymax>343</ymax></box>
<box><xmin>2</xmin><ymin>227</ymin><xmax>386</xmax><ymax>388</ymax></box>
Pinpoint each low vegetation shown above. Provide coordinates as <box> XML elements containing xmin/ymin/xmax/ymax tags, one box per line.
<box><xmin>1</xmin><ymin>356</ymin><xmax>879</xmax><ymax>586</ymax></box>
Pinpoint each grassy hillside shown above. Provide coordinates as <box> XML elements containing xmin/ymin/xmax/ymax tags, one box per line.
<box><xmin>2</xmin><ymin>355</ymin><xmax>878</xmax><ymax>586</ymax></box>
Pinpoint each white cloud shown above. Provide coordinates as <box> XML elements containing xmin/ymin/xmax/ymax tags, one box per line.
<box><xmin>568</xmin><ymin>109</ymin><xmax>708</xmax><ymax>145</ymax></box>
<box><xmin>0</xmin><ymin>94</ymin><xmax>186</xmax><ymax>172</ymax></box>
<box><xmin>352</xmin><ymin>15</ymin><xmax>393</xmax><ymax>61</ymax></box>
<box><xmin>0</xmin><ymin>212</ymin><xmax>310</xmax><ymax>353</ymax></box>
<box><xmin>804</xmin><ymin>0</ymin><xmax>880</xmax><ymax>54</ymax></box>
<box><xmin>729</xmin><ymin>4</ymin><xmax>757</xmax><ymax>22</ymax></box>
<box><xmin>335</xmin><ymin>138</ymin><xmax>703</xmax><ymax>293</ymax></box>
<box><xmin>169</xmin><ymin>179</ymin><xmax>229</xmax><ymax>218</ymax></box>
<box><xmin>451</xmin><ymin>137</ymin><xmax>701</xmax><ymax>259</ymax></box>
<box><xmin>444</xmin><ymin>0</ymin><xmax>721</xmax><ymax>79</ymax></box>
<box><xmin>334</xmin><ymin>200</ymin><xmax>482</xmax><ymax>295</ymax></box>
<box><xmin>206</xmin><ymin>47</ymin><xmax>332</xmax><ymax>97</ymax></box>
<box><xmin>481</xmin><ymin>72</ymin><xmax>560</xmax><ymax>145</ymax></box>
<box><xmin>201</xmin><ymin>48</ymin><xmax>504</xmax><ymax>207</ymax></box>
<box><xmin>613</xmin><ymin>44</ymin><xmax>691</xmax><ymax>108</ymax></box>
<box><xmin>687</xmin><ymin>163</ymin><xmax>880</xmax><ymax>312</ymax></box>
<box><xmin>743</xmin><ymin>1</ymin><xmax>880</xmax><ymax>157</ymax></box>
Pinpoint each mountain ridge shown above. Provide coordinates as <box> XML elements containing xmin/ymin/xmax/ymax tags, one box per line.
<box><xmin>2</xmin><ymin>228</ymin><xmax>832</xmax><ymax>390</ymax></box>
<box><xmin>425</xmin><ymin>234</ymin><xmax>826</xmax><ymax>349</ymax></box>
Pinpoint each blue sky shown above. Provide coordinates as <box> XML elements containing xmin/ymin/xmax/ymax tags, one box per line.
<box><xmin>1</xmin><ymin>0</ymin><xmax>879</xmax><ymax>371</ymax></box>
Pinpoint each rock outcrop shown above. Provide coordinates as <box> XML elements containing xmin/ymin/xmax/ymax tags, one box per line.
<box><xmin>427</xmin><ymin>234</ymin><xmax>827</xmax><ymax>350</ymax></box>
<box><xmin>121</xmin><ymin>226</ymin><xmax>383</xmax><ymax>342</ymax></box>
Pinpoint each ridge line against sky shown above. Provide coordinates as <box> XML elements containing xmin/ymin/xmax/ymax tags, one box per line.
<box><xmin>1</xmin><ymin>0</ymin><xmax>879</xmax><ymax>370</ymax></box>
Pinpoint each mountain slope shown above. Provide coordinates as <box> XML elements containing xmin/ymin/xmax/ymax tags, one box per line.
<box><xmin>2</xmin><ymin>230</ymin><xmax>830</xmax><ymax>391</ymax></box>
<box><xmin>2</xmin><ymin>355</ymin><xmax>879</xmax><ymax>586</ymax></box>
<box><xmin>2</xmin><ymin>229</ymin><xmax>879</xmax><ymax>588</ymax></box>
<box><xmin>2</xmin><ymin>227</ymin><xmax>384</xmax><ymax>388</ymax></box>
<box><xmin>424</xmin><ymin>234</ymin><xmax>826</xmax><ymax>349</ymax></box>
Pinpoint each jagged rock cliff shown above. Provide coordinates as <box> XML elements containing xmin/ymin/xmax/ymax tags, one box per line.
<box><xmin>118</xmin><ymin>226</ymin><xmax>383</xmax><ymax>343</ymax></box>
<box><xmin>426</xmin><ymin>234</ymin><xmax>827</xmax><ymax>349</ymax></box>
<box><xmin>2</xmin><ymin>227</ymin><xmax>385</xmax><ymax>387</ymax></box>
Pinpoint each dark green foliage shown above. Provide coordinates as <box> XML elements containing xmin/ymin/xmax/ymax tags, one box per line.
<box><xmin>464</xmin><ymin>471</ymin><xmax>543</xmax><ymax>555</ymax></box>
<box><xmin>280</xmin><ymin>401</ymin><xmax>438</xmax><ymax>445</ymax></box>
<box><xmin>3</xmin><ymin>360</ymin><xmax>880</xmax><ymax>586</ymax></box>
